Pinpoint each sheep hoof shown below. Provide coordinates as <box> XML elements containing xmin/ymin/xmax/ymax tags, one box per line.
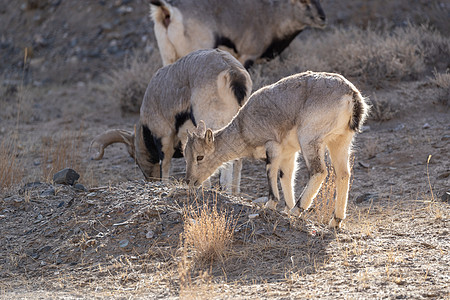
<box><xmin>329</xmin><ymin>217</ymin><xmax>343</xmax><ymax>229</ymax></box>
<box><xmin>290</xmin><ymin>207</ymin><xmax>304</xmax><ymax>217</ymax></box>
<box><xmin>264</xmin><ymin>199</ymin><xmax>277</xmax><ymax>210</ymax></box>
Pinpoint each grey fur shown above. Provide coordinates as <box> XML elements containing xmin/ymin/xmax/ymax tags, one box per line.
<box><xmin>91</xmin><ymin>49</ymin><xmax>252</xmax><ymax>194</ymax></box>
<box><xmin>150</xmin><ymin>0</ymin><xmax>326</xmax><ymax>66</ymax></box>
<box><xmin>185</xmin><ymin>71</ymin><xmax>369</xmax><ymax>227</ymax></box>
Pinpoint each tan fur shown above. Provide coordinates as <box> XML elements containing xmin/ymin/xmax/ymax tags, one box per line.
<box><xmin>90</xmin><ymin>49</ymin><xmax>252</xmax><ymax>194</ymax></box>
<box><xmin>150</xmin><ymin>0</ymin><xmax>327</xmax><ymax>66</ymax></box>
<box><xmin>185</xmin><ymin>71</ymin><xmax>369</xmax><ymax>228</ymax></box>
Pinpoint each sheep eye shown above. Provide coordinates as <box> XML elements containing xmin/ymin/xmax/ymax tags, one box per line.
<box><xmin>196</xmin><ymin>155</ymin><xmax>204</xmax><ymax>162</ymax></box>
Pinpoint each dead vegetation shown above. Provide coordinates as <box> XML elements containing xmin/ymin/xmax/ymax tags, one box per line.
<box><xmin>103</xmin><ymin>49</ymin><xmax>162</xmax><ymax>114</ymax></box>
<box><xmin>0</xmin><ymin>137</ymin><xmax>23</xmax><ymax>190</ymax></box>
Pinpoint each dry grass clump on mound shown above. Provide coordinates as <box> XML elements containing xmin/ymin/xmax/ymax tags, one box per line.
<box><xmin>104</xmin><ymin>49</ymin><xmax>162</xmax><ymax>114</ymax></box>
<box><xmin>181</xmin><ymin>200</ymin><xmax>235</xmax><ymax>264</ymax></box>
<box><xmin>0</xmin><ymin>137</ymin><xmax>23</xmax><ymax>190</ymax></box>
<box><xmin>252</xmin><ymin>24</ymin><xmax>450</xmax><ymax>89</ymax></box>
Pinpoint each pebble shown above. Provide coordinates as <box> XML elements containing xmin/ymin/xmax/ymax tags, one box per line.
<box><xmin>117</xmin><ymin>6</ymin><xmax>133</xmax><ymax>14</ymax></box>
<box><xmin>355</xmin><ymin>193</ymin><xmax>379</xmax><ymax>204</ymax></box>
<box><xmin>53</xmin><ymin>168</ymin><xmax>80</xmax><ymax>186</ymax></box>
<box><xmin>248</xmin><ymin>213</ymin><xmax>259</xmax><ymax>219</ymax></box>
<box><xmin>146</xmin><ymin>230</ymin><xmax>154</xmax><ymax>239</ymax></box>
<box><xmin>73</xmin><ymin>183</ymin><xmax>86</xmax><ymax>192</ymax></box>
<box><xmin>23</xmin><ymin>181</ymin><xmax>43</xmax><ymax>190</ymax></box>
<box><xmin>393</xmin><ymin>123</ymin><xmax>405</xmax><ymax>131</ymax></box>
<box><xmin>422</xmin><ymin>123</ymin><xmax>431</xmax><ymax>129</ymax></box>
<box><xmin>41</xmin><ymin>188</ymin><xmax>55</xmax><ymax>196</ymax></box>
<box><xmin>119</xmin><ymin>239</ymin><xmax>129</xmax><ymax>248</ymax></box>
<box><xmin>440</xmin><ymin>191</ymin><xmax>449</xmax><ymax>203</ymax></box>
<box><xmin>358</xmin><ymin>161</ymin><xmax>370</xmax><ymax>168</ymax></box>
<box><xmin>253</xmin><ymin>197</ymin><xmax>268</xmax><ymax>204</ymax></box>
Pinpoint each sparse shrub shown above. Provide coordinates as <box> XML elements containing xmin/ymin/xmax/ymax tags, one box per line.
<box><xmin>0</xmin><ymin>137</ymin><xmax>23</xmax><ymax>190</ymax></box>
<box><xmin>252</xmin><ymin>24</ymin><xmax>449</xmax><ymax>89</ymax></box>
<box><xmin>182</xmin><ymin>202</ymin><xmax>234</xmax><ymax>264</ymax></box>
<box><xmin>104</xmin><ymin>49</ymin><xmax>162</xmax><ymax>114</ymax></box>
<box><xmin>432</xmin><ymin>70</ymin><xmax>450</xmax><ymax>106</ymax></box>
<box><xmin>40</xmin><ymin>130</ymin><xmax>85</xmax><ymax>183</ymax></box>
<box><xmin>370</xmin><ymin>94</ymin><xmax>397</xmax><ymax>122</ymax></box>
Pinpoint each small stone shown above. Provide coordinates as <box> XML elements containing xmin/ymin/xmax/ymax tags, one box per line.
<box><xmin>422</xmin><ymin>123</ymin><xmax>431</xmax><ymax>129</ymax></box>
<box><xmin>355</xmin><ymin>193</ymin><xmax>378</xmax><ymax>204</ymax></box>
<box><xmin>57</xmin><ymin>201</ymin><xmax>65</xmax><ymax>208</ymax></box>
<box><xmin>393</xmin><ymin>123</ymin><xmax>405</xmax><ymax>131</ymax></box>
<box><xmin>41</xmin><ymin>188</ymin><xmax>55</xmax><ymax>196</ymax></box>
<box><xmin>253</xmin><ymin>197</ymin><xmax>268</xmax><ymax>204</ymax></box>
<box><xmin>440</xmin><ymin>191</ymin><xmax>449</xmax><ymax>203</ymax></box>
<box><xmin>87</xmin><ymin>192</ymin><xmax>96</xmax><ymax>197</ymax></box>
<box><xmin>38</xmin><ymin>245</ymin><xmax>51</xmax><ymax>253</ymax></box>
<box><xmin>358</xmin><ymin>161</ymin><xmax>370</xmax><ymax>168</ymax></box>
<box><xmin>117</xmin><ymin>5</ymin><xmax>133</xmax><ymax>14</ymax></box>
<box><xmin>437</xmin><ymin>172</ymin><xmax>450</xmax><ymax>180</ymax></box>
<box><xmin>119</xmin><ymin>239</ymin><xmax>129</xmax><ymax>248</ymax></box>
<box><xmin>73</xmin><ymin>183</ymin><xmax>86</xmax><ymax>192</ymax></box>
<box><xmin>23</xmin><ymin>181</ymin><xmax>43</xmax><ymax>190</ymax></box>
<box><xmin>40</xmin><ymin>261</ymin><xmax>46</xmax><ymax>266</ymax></box>
<box><xmin>248</xmin><ymin>213</ymin><xmax>259</xmax><ymax>219</ymax></box>
<box><xmin>53</xmin><ymin>168</ymin><xmax>80</xmax><ymax>185</ymax></box>
<box><xmin>100</xmin><ymin>22</ymin><xmax>113</xmax><ymax>31</ymax></box>
<box><xmin>146</xmin><ymin>230</ymin><xmax>154</xmax><ymax>239</ymax></box>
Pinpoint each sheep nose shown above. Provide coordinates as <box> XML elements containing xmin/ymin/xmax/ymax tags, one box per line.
<box><xmin>185</xmin><ymin>179</ymin><xmax>190</xmax><ymax>185</ymax></box>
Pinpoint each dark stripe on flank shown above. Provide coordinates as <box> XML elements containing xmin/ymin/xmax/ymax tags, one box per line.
<box><xmin>173</xmin><ymin>141</ymin><xmax>184</xmax><ymax>158</ymax></box>
<box><xmin>175</xmin><ymin>110</ymin><xmax>191</xmax><ymax>134</ymax></box>
<box><xmin>229</xmin><ymin>71</ymin><xmax>248</xmax><ymax>106</ymax></box>
<box><xmin>214</xmin><ymin>35</ymin><xmax>238</xmax><ymax>54</ymax></box>
<box><xmin>142</xmin><ymin>125</ymin><xmax>160</xmax><ymax>164</ymax></box>
<box><xmin>260</xmin><ymin>30</ymin><xmax>302</xmax><ymax>60</ymax></box>
<box><xmin>149</xmin><ymin>0</ymin><xmax>163</xmax><ymax>6</ymax></box>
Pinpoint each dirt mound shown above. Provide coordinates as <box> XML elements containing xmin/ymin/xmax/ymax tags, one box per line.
<box><xmin>1</xmin><ymin>179</ymin><xmax>448</xmax><ymax>299</ymax></box>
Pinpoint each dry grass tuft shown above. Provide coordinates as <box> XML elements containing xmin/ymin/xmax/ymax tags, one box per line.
<box><xmin>431</xmin><ymin>69</ymin><xmax>450</xmax><ymax>106</ymax></box>
<box><xmin>40</xmin><ymin>130</ymin><xmax>85</xmax><ymax>183</ymax></box>
<box><xmin>0</xmin><ymin>137</ymin><xmax>23</xmax><ymax>190</ymax></box>
<box><xmin>370</xmin><ymin>94</ymin><xmax>397</xmax><ymax>121</ymax></box>
<box><xmin>305</xmin><ymin>158</ymin><xmax>337</xmax><ymax>225</ymax></box>
<box><xmin>182</xmin><ymin>201</ymin><xmax>235</xmax><ymax>264</ymax></box>
<box><xmin>104</xmin><ymin>49</ymin><xmax>162</xmax><ymax>114</ymax></box>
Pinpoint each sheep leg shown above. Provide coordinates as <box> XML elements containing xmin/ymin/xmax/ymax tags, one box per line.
<box><xmin>159</xmin><ymin>136</ymin><xmax>175</xmax><ymax>181</ymax></box>
<box><xmin>219</xmin><ymin>163</ymin><xmax>233</xmax><ymax>194</ymax></box>
<box><xmin>264</xmin><ymin>142</ymin><xmax>282</xmax><ymax>210</ymax></box>
<box><xmin>231</xmin><ymin>159</ymin><xmax>242</xmax><ymax>195</ymax></box>
<box><xmin>279</xmin><ymin>152</ymin><xmax>298</xmax><ymax>210</ymax></box>
<box><xmin>292</xmin><ymin>140</ymin><xmax>327</xmax><ymax>216</ymax></box>
<box><xmin>327</xmin><ymin>135</ymin><xmax>353</xmax><ymax>228</ymax></box>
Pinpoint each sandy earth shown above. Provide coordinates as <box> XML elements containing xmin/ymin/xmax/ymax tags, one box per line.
<box><xmin>1</xmin><ymin>1</ymin><xmax>449</xmax><ymax>299</ymax></box>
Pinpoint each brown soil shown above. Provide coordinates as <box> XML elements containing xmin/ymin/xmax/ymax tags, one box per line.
<box><xmin>1</xmin><ymin>1</ymin><xmax>449</xmax><ymax>299</ymax></box>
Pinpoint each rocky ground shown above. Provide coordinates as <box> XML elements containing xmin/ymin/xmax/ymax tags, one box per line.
<box><xmin>0</xmin><ymin>0</ymin><xmax>449</xmax><ymax>299</ymax></box>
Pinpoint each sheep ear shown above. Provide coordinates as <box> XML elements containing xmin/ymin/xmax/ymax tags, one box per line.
<box><xmin>186</xmin><ymin>129</ymin><xmax>194</xmax><ymax>139</ymax></box>
<box><xmin>195</xmin><ymin>120</ymin><xmax>206</xmax><ymax>137</ymax></box>
<box><xmin>205</xmin><ymin>129</ymin><xmax>214</xmax><ymax>145</ymax></box>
